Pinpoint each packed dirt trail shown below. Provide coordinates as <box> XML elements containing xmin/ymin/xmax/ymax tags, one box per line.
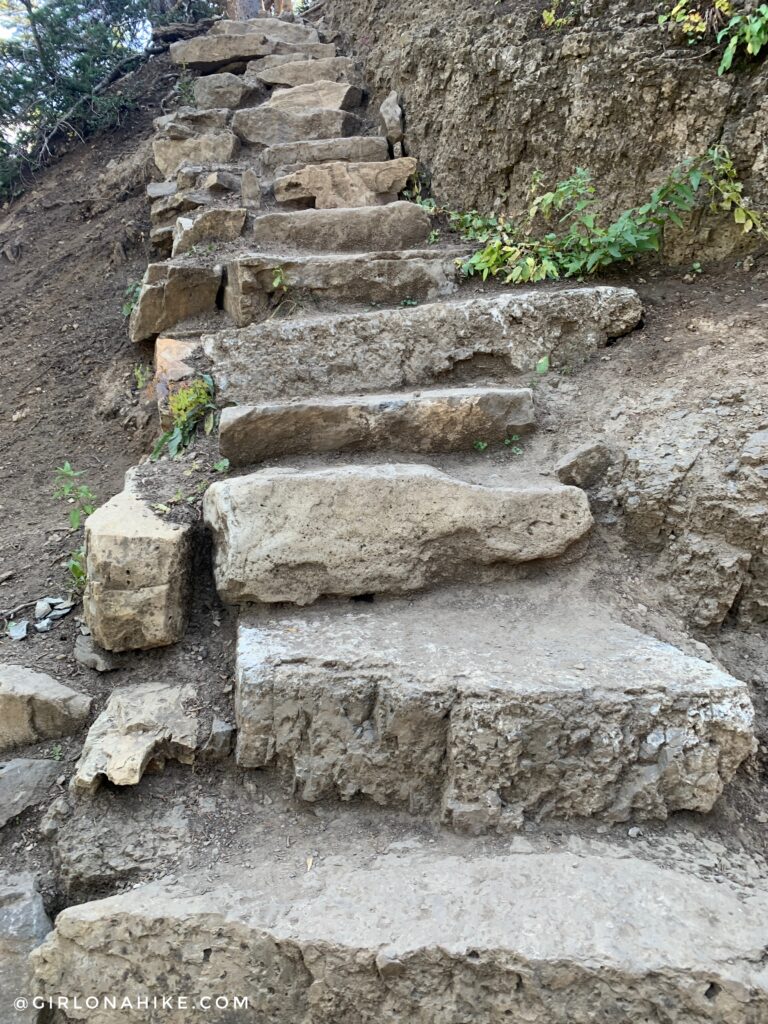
<box><xmin>2</xmin><ymin>7</ymin><xmax>768</xmax><ymax>1024</ymax></box>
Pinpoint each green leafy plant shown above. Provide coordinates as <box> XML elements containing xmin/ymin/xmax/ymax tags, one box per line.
<box><xmin>133</xmin><ymin>362</ymin><xmax>152</xmax><ymax>390</ymax></box>
<box><xmin>213</xmin><ymin>458</ymin><xmax>230</xmax><ymax>473</ymax></box>
<box><xmin>658</xmin><ymin>0</ymin><xmax>733</xmax><ymax>38</ymax></box>
<box><xmin>49</xmin><ymin>742</ymin><xmax>63</xmax><ymax>761</ymax></box>
<box><xmin>121</xmin><ymin>279</ymin><xmax>142</xmax><ymax>318</ymax></box>
<box><xmin>176</xmin><ymin>67</ymin><xmax>196</xmax><ymax>106</ymax></box>
<box><xmin>504</xmin><ymin>435</ymin><xmax>524</xmax><ymax>455</ymax></box>
<box><xmin>473</xmin><ymin>439</ymin><xmax>489</xmax><ymax>451</ymax></box>
<box><xmin>541</xmin><ymin>0</ymin><xmax>581</xmax><ymax>29</ymax></box>
<box><xmin>718</xmin><ymin>4</ymin><xmax>768</xmax><ymax>73</ymax></box>
<box><xmin>54</xmin><ymin>461</ymin><xmax>97</xmax><ymax>530</ymax></box>
<box><xmin>151</xmin><ymin>375</ymin><xmax>216</xmax><ymax>460</ymax></box>
<box><xmin>454</xmin><ymin>146</ymin><xmax>766</xmax><ymax>284</ymax></box>
<box><xmin>427</xmin><ymin>229</ymin><xmax>441</xmax><ymax>245</ymax></box>
<box><xmin>658</xmin><ymin>0</ymin><xmax>767</xmax><ymax>73</ymax></box>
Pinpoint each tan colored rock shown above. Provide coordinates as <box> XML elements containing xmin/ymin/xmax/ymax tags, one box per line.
<box><xmin>0</xmin><ymin>666</ymin><xmax>91</xmax><ymax>752</ymax></box>
<box><xmin>248</xmin><ymin>201</ymin><xmax>430</xmax><ymax>251</ymax></box>
<box><xmin>153</xmin><ymin>336</ymin><xmax>200</xmax><ymax>427</ymax></box>
<box><xmin>30</xmin><ymin>848</ymin><xmax>768</xmax><ymax>1023</ymax></box>
<box><xmin>220</xmin><ymin>386</ymin><xmax>534</xmax><ymax>465</ymax></box>
<box><xmin>380</xmin><ymin>89</ymin><xmax>403</xmax><ymax>145</ymax></box>
<box><xmin>153</xmin><ymin>131</ymin><xmax>240</xmax><ymax>178</ymax></box>
<box><xmin>274</xmin><ymin>156</ymin><xmax>417</xmax><ymax>208</ymax></box>
<box><xmin>154</xmin><ymin>107</ymin><xmax>231</xmax><ymax>134</ymax></box>
<box><xmin>208</xmin><ymin>19</ymin><xmax>319</xmax><ymax>43</ymax></box>
<box><xmin>203</xmin><ymin>286</ymin><xmax>642</xmax><ymax>402</ymax></box>
<box><xmin>203</xmin><ymin>464</ymin><xmax>592</xmax><ymax>605</ymax></box>
<box><xmin>268</xmin><ymin>80</ymin><xmax>361</xmax><ymax>113</ymax></box>
<box><xmin>171</xmin><ymin>206</ymin><xmax>246</xmax><ymax>256</ymax></box>
<box><xmin>236</xmin><ymin>591</ymin><xmax>755</xmax><ymax>825</ymax></box>
<box><xmin>200</xmin><ymin>169</ymin><xmax>241</xmax><ymax>192</ymax></box>
<box><xmin>231</xmin><ymin>105</ymin><xmax>361</xmax><ymax>148</ymax></box>
<box><xmin>260</xmin><ymin>135</ymin><xmax>389</xmax><ymax>174</ymax></box>
<box><xmin>556</xmin><ymin>440</ymin><xmax>618</xmax><ymax>488</ymax></box>
<box><xmin>244</xmin><ymin>52</ymin><xmax>311</xmax><ymax>76</ymax></box>
<box><xmin>222</xmin><ymin>249</ymin><xmax>459</xmax><ymax>322</ymax></box>
<box><xmin>252</xmin><ymin>55</ymin><xmax>356</xmax><ymax>87</ymax></box>
<box><xmin>84</xmin><ymin>490</ymin><xmax>192</xmax><ymax>651</ymax></box>
<box><xmin>170</xmin><ymin>33</ymin><xmax>335</xmax><ymax>72</ymax></box>
<box><xmin>240</xmin><ymin>167</ymin><xmax>262</xmax><ymax>207</ymax></box>
<box><xmin>192</xmin><ymin>73</ymin><xmax>261</xmax><ymax>109</ymax></box>
<box><xmin>73</xmin><ymin>683</ymin><xmax>200</xmax><ymax>792</ymax></box>
<box><xmin>129</xmin><ymin>261</ymin><xmax>222</xmax><ymax>343</ymax></box>
<box><xmin>0</xmin><ymin>874</ymin><xmax>51</xmax><ymax>1024</ymax></box>
<box><xmin>0</xmin><ymin>759</ymin><xmax>59</xmax><ymax>827</ymax></box>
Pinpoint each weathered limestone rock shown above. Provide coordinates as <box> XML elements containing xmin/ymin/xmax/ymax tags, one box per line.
<box><xmin>0</xmin><ymin>759</ymin><xmax>59</xmax><ymax>827</ymax></box>
<box><xmin>248</xmin><ymin>201</ymin><xmax>430</xmax><ymax>251</ymax></box>
<box><xmin>240</xmin><ymin>167</ymin><xmax>262</xmax><ymax>207</ymax></box>
<box><xmin>153</xmin><ymin>336</ymin><xmax>199</xmax><ymax>425</ymax></box>
<box><xmin>73</xmin><ymin>683</ymin><xmax>200</xmax><ymax>792</ymax></box>
<box><xmin>223</xmin><ymin>249</ymin><xmax>458</xmax><ymax>321</ymax></box>
<box><xmin>31</xmin><ymin>848</ymin><xmax>768</xmax><ymax>1023</ymax></box>
<box><xmin>0</xmin><ymin>666</ymin><xmax>91</xmax><ymax>751</ymax></box>
<box><xmin>84</xmin><ymin>490</ymin><xmax>192</xmax><ymax>650</ymax></box>
<box><xmin>232</xmin><ymin>105</ymin><xmax>361</xmax><ymax>148</ymax></box>
<box><xmin>0</xmin><ymin>874</ymin><xmax>51</xmax><ymax>1024</ymax></box>
<box><xmin>203</xmin><ymin>465</ymin><xmax>592</xmax><ymax>605</ymax></box>
<box><xmin>236</xmin><ymin>593</ymin><xmax>754</xmax><ymax>827</ymax></box>
<box><xmin>171</xmin><ymin>206</ymin><xmax>246</xmax><ymax>256</ymax></box>
<box><xmin>274</xmin><ymin>157</ymin><xmax>417</xmax><ymax>208</ymax></box>
<box><xmin>203</xmin><ymin>286</ymin><xmax>642</xmax><ymax>402</ymax></box>
<box><xmin>153</xmin><ymin>131</ymin><xmax>240</xmax><ymax>178</ymax></box>
<box><xmin>192</xmin><ymin>72</ymin><xmax>261</xmax><ymax>109</ymax></box>
<box><xmin>380</xmin><ymin>89</ymin><xmax>403</xmax><ymax>145</ymax></box>
<box><xmin>252</xmin><ymin>55</ymin><xmax>356</xmax><ymax>87</ymax></box>
<box><xmin>244</xmin><ymin>52</ymin><xmax>311</xmax><ymax>76</ymax></box>
<box><xmin>220</xmin><ymin>387</ymin><xmax>535</xmax><ymax>465</ymax></box>
<box><xmin>129</xmin><ymin>261</ymin><xmax>221</xmax><ymax>343</ymax></box>
<box><xmin>740</xmin><ymin>429</ymin><xmax>768</xmax><ymax>466</ymax></box>
<box><xmin>556</xmin><ymin>440</ymin><xmax>618</xmax><ymax>489</ymax></box>
<box><xmin>260</xmin><ymin>135</ymin><xmax>389</xmax><ymax>174</ymax></box>
<box><xmin>268</xmin><ymin>80</ymin><xmax>362</xmax><ymax>113</ymax></box>
<box><xmin>201</xmin><ymin>169</ymin><xmax>241</xmax><ymax>192</ymax></box>
<box><xmin>170</xmin><ymin>33</ymin><xmax>335</xmax><ymax>73</ymax></box>
<box><xmin>154</xmin><ymin>107</ymin><xmax>231</xmax><ymax>134</ymax></box>
<box><xmin>209</xmin><ymin>19</ymin><xmax>319</xmax><ymax>43</ymax></box>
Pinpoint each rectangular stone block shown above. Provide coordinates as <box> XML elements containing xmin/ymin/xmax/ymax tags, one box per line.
<box><xmin>219</xmin><ymin>387</ymin><xmax>535</xmax><ymax>465</ymax></box>
<box><xmin>170</xmin><ymin>34</ymin><xmax>335</xmax><ymax>72</ymax></box>
<box><xmin>260</xmin><ymin>136</ymin><xmax>389</xmax><ymax>175</ymax></box>
<box><xmin>129</xmin><ymin>262</ymin><xmax>222</xmax><ymax>343</ymax></box>
<box><xmin>247</xmin><ymin>201</ymin><xmax>430</xmax><ymax>252</ymax></box>
<box><xmin>232</xmin><ymin>106</ymin><xmax>361</xmax><ymax>148</ymax></box>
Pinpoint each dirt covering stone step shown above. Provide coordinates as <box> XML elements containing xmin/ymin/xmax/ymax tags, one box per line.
<box><xmin>260</xmin><ymin>135</ymin><xmax>390</xmax><ymax>176</ymax></box>
<box><xmin>273</xmin><ymin>156</ymin><xmax>418</xmax><ymax>208</ymax></box>
<box><xmin>30</xmin><ymin>843</ymin><xmax>768</xmax><ymax>1023</ymax></box>
<box><xmin>223</xmin><ymin>247</ymin><xmax>461</xmax><ymax>321</ymax></box>
<box><xmin>202</xmin><ymin>464</ymin><xmax>592</xmax><ymax>605</ymax></box>
<box><xmin>202</xmin><ymin>285</ymin><xmax>642</xmax><ymax>402</ymax></box>
<box><xmin>234</xmin><ymin>585</ymin><xmax>755</xmax><ymax>829</ymax></box>
<box><xmin>219</xmin><ymin>386</ymin><xmax>535</xmax><ymax>465</ymax></box>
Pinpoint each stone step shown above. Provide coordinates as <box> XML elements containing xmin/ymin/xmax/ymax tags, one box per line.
<box><xmin>223</xmin><ymin>248</ymin><xmax>460</xmax><ymax>323</ymax></box>
<box><xmin>247</xmin><ymin>201</ymin><xmax>431</xmax><ymax>252</ymax></box>
<box><xmin>268</xmin><ymin>80</ymin><xmax>362</xmax><ymax>113</ymax></box>
<box><xmin>202</xmin><ymin>464</ymin><xmax>592</xmax><ymax>605</ymax></box>
<box><xmin>234</xmin><ymin>586</ymin><xmax>755</xmax><ymax>829</ymax></box>
<box><xmin>260</xmin><ymin>135</ymin><xmax>390</xmax><ymax>176</ymax></box>
<box><xmin>31</xmin><ymin>844</ymin><xmax>768</xmax><ymax>1022</ymax></box>
<box><xmin>202</xmin><ymin>285</ymin><xmax>642</xmax><ymax>402</ymax></box>
<box><xmin>130</xmin><ymin>261</ymin><xmax>222</xmax><ymax>344</ymax></box>
<box><xmin>219</xmin><ymin>386</ymin><xmax>535</xmax><ymax>465</ymax></box>
<box><xmin>232</xmin><ymin>104</ymin><xmax>362</xmax><ymax>149</ymax></box>
<box><xmin>248</xmin><ymin>55</ymin><xmax>357</xmax><ymax>87</ymax></box>
<box><xmin>170</xmin><ymin>26</ymin><xmax>335</xmax><ymax>73</ymax></box>
<box><xmin>274</xmin><ymin>156</ymin><xmax>418</xmax><ymax>208</ymax></box>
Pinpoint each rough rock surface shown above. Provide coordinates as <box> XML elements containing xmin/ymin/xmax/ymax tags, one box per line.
<box><xmin>324</xmin><ymin>0</ymin><xmax>768</xmax><ymax>258</ymax></box>
<box><xmin>170</xmin><ymin>32</ymin><xmax>334</xmax><ymax>72</ymax></box>
<box><xmin>171</xmin><ymin>206</ymin><xmax>246</xmax><ymax>257</ymax></box>
<box><xmin>0</xmin><ymin>759</ymin><xmax>59</xmax><ymax>828</ymax></box>
<box><xmin>236</xmin><ymin>591</ymin><xmax>755</xmax><ymax>828</ymax></box>
<box><xmin>252</xmin><ymin>55</ymin><xmax>356</xmax><ymax>87</ymax></box>
<box><xmin>274</xmin><ymin>156</ymin><xmax>418</xmax><ymax>208</ymax></box>
<box><xmin>192</xmin><ymin>72</ymin><xmax>260</xmax><ymax>109</ymax></box>
<box><xmin>219</xmin><ymin>386</ymin><xmax>535</xmax><ymax>464</ymax></box>
<box><xmin>0</xmin><ymin>874</ymin><xmax>51</xmax><ymax>1024</ymax></box>
<box><xmin>260</xmin><ymin>135</ymin><xmax>389</xmax><ymax>174</ymax></box>
<box><xmin>223</xmin><ymin>248</ymin><xmax>459</xmax><ymax>321</ymax></box>
<box><xmin>73</xmin><ymin>682</ymin><xmax>201</xmax><ymax>792</ymax></box>
<box><xmin>31</xmin><ymin>847</ymin><xmax>768</xmax><ymax>1023</ymax></box>
<box><xmin>152</xmin><ymin>131</ymin><xmax>240</xmax><ymax>179</ymax></box>
<box><xmin>268</xmin><ymin>80</ymin><xmax>362</xmax><ymax>113</ymax></box>
<box><xmin>129</xmin><ymin>261</ymin><xmax>221</xmax><ymax>343</ymax></box>
<box><xmin>84</xmin><ymin>489</ymin><xmax>192</xmax><ymax>650</ymax></box>
<box><xmin>556</xmin><ymin>441</ymin><xmax>618</xmax><ymax>489</ymax></box>
<box><xmin>232</xmin><ymin>105</ymin><xmax>361</xmax><ymax>148</ymax></box>
<box><xmin>0</xmin><ymin>666</ymin><xmax>91</xmax><ymax>751</ymax></box>
<box><xmin>248</xmin><ymin>201</ymin><xmax>430</xmax><ymax>251</ymax></box>
<box><xmin>204</xmin><ymin>286</ymin><xmax>642</xmax><ymax>402</ymax></box>
<box><xmin>203</xmin><ymin>464</ymin><xmax>592</xmax><ymax>605</ymax></box>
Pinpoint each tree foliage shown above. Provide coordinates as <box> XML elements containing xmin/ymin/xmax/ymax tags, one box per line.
<box><xmin>0</xmin><ymin>0</ymin><xmax>215</xmax><ymax>198</ymax></box>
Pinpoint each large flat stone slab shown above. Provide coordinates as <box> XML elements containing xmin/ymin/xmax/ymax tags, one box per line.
<box><xmin>232</xmin><ymin>106</ymin><xmax>361</xmax><ymax>149</ymax></box>
<box><xmin>268</xmin><ymin>79</ymin><xmax>361</xmax><ymax>113</ymax></box>
<box><xmin>84</xmin><ymin>489</ymin><xmax>192</xmax><ymax>651</ymax></box>
<box><xmin>203</xmin><ymin>464</ymin><xmax>592</xmax><ymax>605</ymax></box>
<box><xmin>171</xmin><ymin>206</ymin><xmax>246</xmax><ymax>257</ymax></box>
<box><xmin>0</xmin><ymin>874</ymin><xmax>51</xmax><ymax>1024</ymax></box>
<box><xmin>203</xmin><ymin>286</ymin><xmax>642</xmax><ymax>402</ymax></box>
<box><xmin>170</xmin><ymin>33</ymin><xmax>334</xmax><ymax>73</ymax></box>
<box><xmin>153</xmin><ymin>130</ymin><xmax>240</xmax><ymax>179</ymax></box>
<box><xmin>0</xmin><ymin>666</ymin><xmax>91</xmax><ymax>752</ymax></box>
<box><xmin>252</xmin><ymin>55</ymin><xmax>356</xmax><ymax>87</ymax></box>
<box><xmin>0</xmin><ymin>759</ymin><xmax>59</xmax><ymax>828</ymax></box>
<box><xmin>248</xmin><ymin>201</ymin><xmax>430</xmax><ymax>252</ymax></box>
<box><xmin>219</xmin><ymin>387</ymin><xmax>535</xmax><ymax>465</ymax></box>
<box><xmin>260</xmin><ymin>135</ymin><xmax>389</xmax><ymax>175</ymax></box>
<box><xmin>274</xmin><ymin>156</ymin><xmax>417</xmax><ymax>208</ymax></box>
<box><xmin>31</xmin><ymin>847</ymin><xmax>768</xmax><ymax>1022</ymax></box>
<box><xmin>235</xmin><ymin>590</ymin><xmax>755</xmax><ymax>828</ymax></box>
<box><xmin>223</xmin><ymin>248</ymin><xmax>458</xmax><ymax>321</ymax></box>
<box><xmin>129</xmin><ymin>261</ymin><xmax>221</xmax><ymax>343</ymax></box>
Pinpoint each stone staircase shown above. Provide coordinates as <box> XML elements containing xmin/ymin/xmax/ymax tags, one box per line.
<box><xmin>29</xmin><ymin>12</ymin><xmax>768</xmax><ymax>1021</ymax></box>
